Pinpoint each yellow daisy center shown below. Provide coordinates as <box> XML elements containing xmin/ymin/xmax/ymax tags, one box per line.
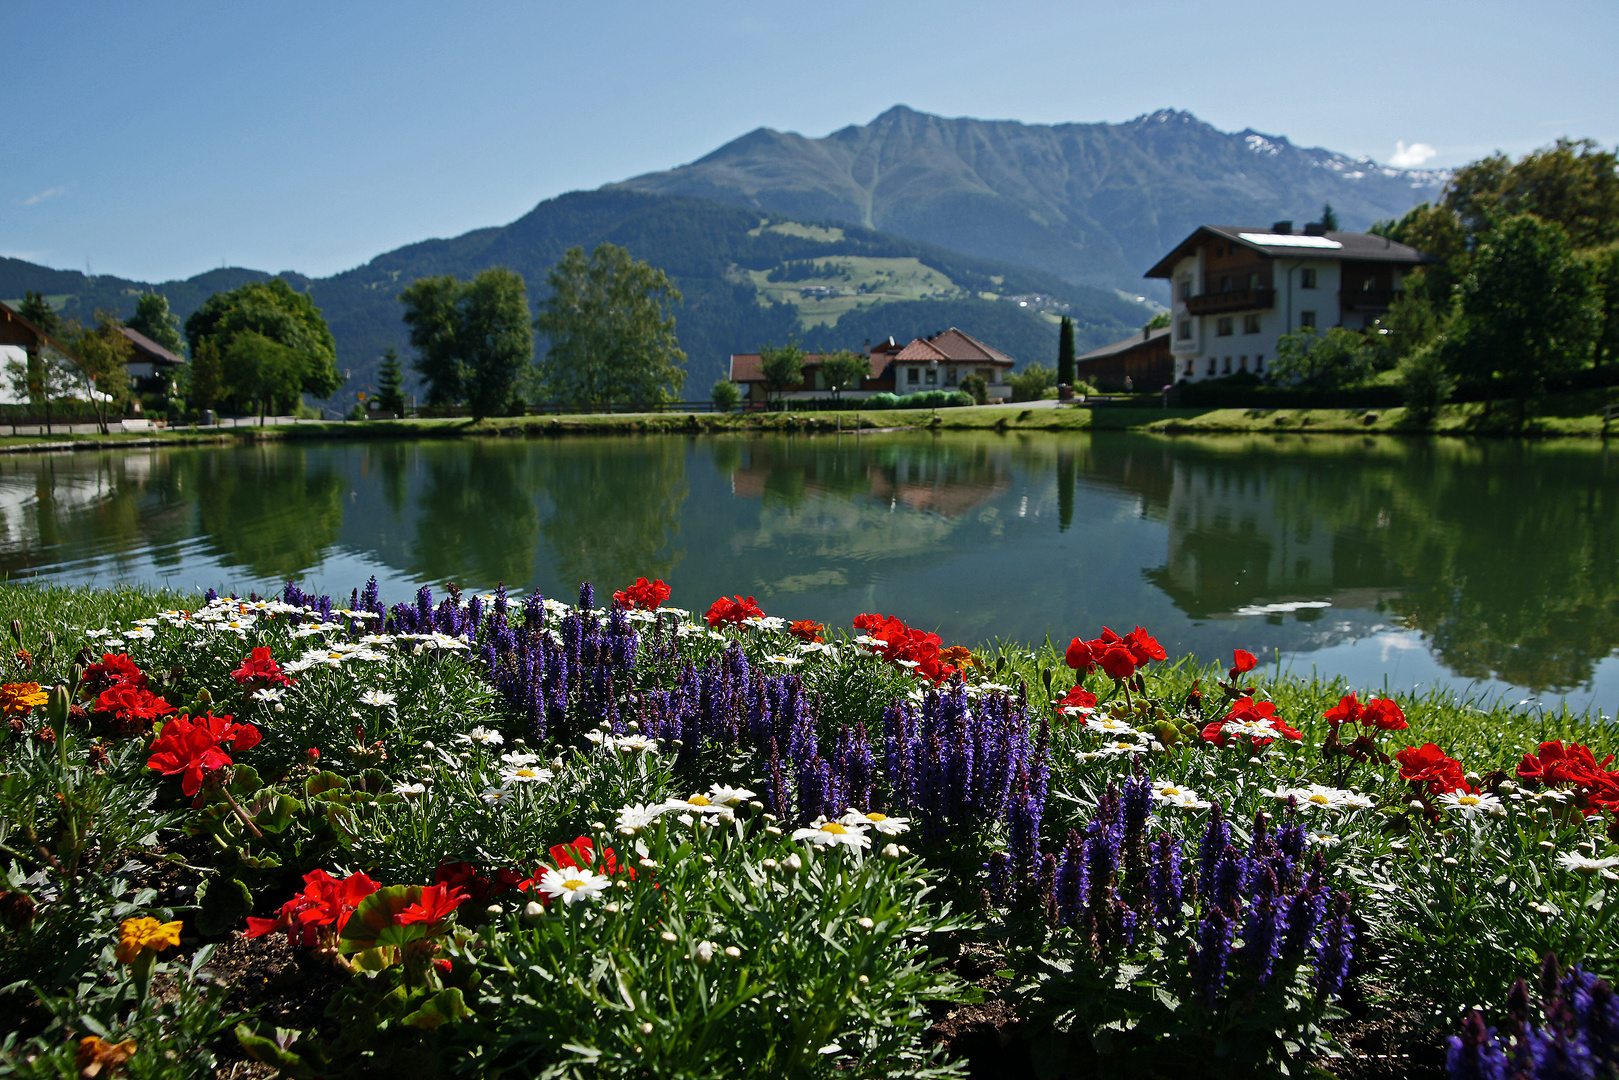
<box><xmin>820</xmin><ymin>822</ymin><xmax>850</xmax><ymax>835</ymax></box>
<box><xmin>1308</xmin><ymin>794</ymin><xmax>1332</xmax><ymax>805</ymax></box>
<box><xmin>867</xmin><ymin>813</ymin><xmax>888</xmax><ymax>822</ymax></box>
<box><xmin>1162</xmin><ymin>788</ymin><xmax>1181</xmax><ymax>797</ymax></box>
<box><xmin>688</xmin><ymin>795</ymin><xmax>712</xmax><ymax>806</ymax></box>
<box><xmin>561</xmin><ymin>878</ymin><xmax>586</xmax><ymax>891</ymax></box>
<box><xmin>1457</xmin><ymin>795</ymin><xmax>1480</xmax><ymax>806</ymax></box>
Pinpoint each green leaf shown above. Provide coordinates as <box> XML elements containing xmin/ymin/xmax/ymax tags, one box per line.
<box><xmin>305</xmin><ymin>770</ymin><xmax>350</xmax><ymax>797</ymax></box>
<box><xmin>197</xmin><ymin>875</ymin><xmax>254</xmax><ymax>936</ymax></box>
<box><xmin>401</xmin><ymin>987</ymin><xmax>473</xmax><ymax>1029</ymax></box>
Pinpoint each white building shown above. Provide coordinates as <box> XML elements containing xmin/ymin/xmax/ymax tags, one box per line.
<box><xmin>1144</xmin><ymin>223</ymin><xmax>1431</xmax><ymax>382</ymax></box>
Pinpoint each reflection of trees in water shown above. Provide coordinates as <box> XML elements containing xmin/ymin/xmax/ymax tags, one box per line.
<box><xmin>1127</xmin><ymin>435</ymin><xmax>1619</xmax><ymax>691</ymax></box>
<box><xmin>537</xmin><ymin>440</ymin><xmax>688</xmax><ymax>589</ymax></box>
<box><xmin>194</xmin><ymin>447</ymin><xmax>345</xmax><ymax>581</ymax></box>
<box><xmin>409</xmin><ymin>443</ymin><xmax>543</xmax><ymax>587</ymax></box>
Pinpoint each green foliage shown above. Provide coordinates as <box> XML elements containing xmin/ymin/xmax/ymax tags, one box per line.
<box><xmin>1372</xmin><ymin>202</ymin><xmax>1471</xmax><ymax>305</ymax></box>
<box><xmin>817</xmin><ymin>349</ymin><xmax>869</xmax><ymax>400</ymax></box>
<box><xmin>224</xmin><ymin>331</ymin><xmax>301</xmax><ymax>423</ymax></box>
<box><xmin>400</xmin><ymin>268</ymin><xmax>534</xmax><ymax>421</ymax></box>
<box><xmin>863</xmin><ymin>390</ymin><xmax>973</xmax><ymax>410</ymax></box>
<box><xmin>758</xmin><ymin>341</ymin><xmax>805</xmax><ymax>406</ymax></box>
<box><xmin>959</xmin><ymin>372</ymin><xmax>988</xmax><ymax>405</ymax></box>
<box><xmin>375</xmin><ymin>347</ymin><xmax>406</xmax><ymax>415</ymax></box>
<box><xmin>1318</xmin><ymin>202</ymin><xmax>1339</xmax><ymax>231</ymax></box>
<box><xmin>1449</xmin><ymin>214</ymin><xmax>1600</xmax><ymax>415</ymax></box>
<box><xmin>1582</xmin><ymin>243</ymin><xmax>1619</xmax><ymax>370</ymax></box>
<box><xmin>1397</xmin><ymin>340</ymin><xmax>1455</xmax><ymax>424</ymax></box>
<box><xmin>535</xmin><ymin>243</ymin><xmax>685</xmax><ymax>409</ymax></box>
<box><xmin>710</xmin><ymin>379</ymin><xmax>741</xmax><ymax>412</ymax></box>
<box><xmin>127</xmin><ymin>293</ymin><xmax>185</xmax><ymax>356</ymax></box>
<box><xmin>1009</xmin><ymin>361</ymin><xmax>1056</xmax><ymax>402</ymax></box>
<box><xmin>65</xmin><ymin>311</ymin><xmax>134</xmax><ymax>432</ymax></box>
<box><xmin>183</xmin><ymin>278</ymin><xmax>341</xmax><ymax>399</ymax></box>
<box><xmin>1445</xmin><ymin>137</ymin><xmax>1619</xmax><ymax>251</ymax></box>
<box><xmin>1270</xmin><ymin>326</ymin><xmax>1375</xmax><ymax>389</ymax></box>
<box><xmin>1143</xmin><ymin>311</ymin><xmax>1171</xmax><ymax>332</ymax></box>
<box><xmin>1370</xmin><ymin>269</ymin><xmax>1442</xmax><ymax>369</ymax></box>
<box><xmin>1056</xmin><ymin>316</ymin><xmax>1075</xmax><ymax>387</ymax></box>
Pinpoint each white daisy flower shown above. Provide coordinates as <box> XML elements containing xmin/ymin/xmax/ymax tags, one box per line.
<box><xmin>458</xmin><ymin>727</ymin><xmax>505</xmax><ymax>747</ymax></box>
<box><xmin>1438</xmin><ymin>791</ymin><xmax>1506</xmax><ymax>818</ymax></box>
<box><xmin>481</xmin><ymin>786</ymin><xmax>516</xmax><ymax>806</ymax></box>
<box><xmin>282</xmin><ymin>657</ymin><xmax>320</xmax><ymax>674</ymax></box>
<box><xmin>501</xmin><ymin>751</ymin><xmax>541</xmax><ymax>767</ymax></box>
<box><xmin>614</xmin><ymin>735</ymin><xmax>660</xmax><ymax>753</ymax></box>
<box><xmin>1082</xmin><ymin>740</ymin><xmax>1150</xmax><ymax>759</ymax></box>
<box><xmin>393</xmin><ymin>782</ymin><xmax>426</xmax><ymax>796</ymax></box>
<box><xmin>764</xmin><ymin>654</ymin><xmax>803</xmax><ymax>666</ymax></box>
<box><xmin>662</xmin><ymin>793</ymin><xmax>729</xmax><ymax>815</ymax></box>
<box><xmin>251</xmin><ymin>687</ymin><xmax>286</xmax><ymax>704</ymax></box>
<box><xmin>124</xmin><ymin>626</ymin><xmax>156</xmax><ymax>641</ymax></box>
<box><xmin>1084</xmin><ymin>716</ymin><xmax>1138</xmax><ymax>737</ymax></box>
<box><xmin>358</xmin><ymin>633</ymin><xmax>395</xmax><ymax>646</ymax></box>
<box><xmin>616</xmin><ymin>804</ymin><xmax>663</xmax><ymax>833</ymax></box>
<box><xmin>501</xmin><ymin>765</ymin><xmax>554</xmax><ymax>785</ymax></box>
<box><xmin>1306</xmin><ymin>832</ymin><xmax>1343</xmax><ymax>847</ymax></box>
<box><xmin>1224</xmin><ymin>719</ymin><xmax>1285</xmax><ymax>739</ymax></box>
<box><xmin>707</xmin><ymin>784</ymin><xmax>757</xmax><ymax>807</ymax></box>
<box><xmin>535</xmin><ymin>867</ymin><xmax>612</xmax><ymax>905</ymax></box>
<box><xmin>839</xmin><ymin>809</ymin><xmax>912</xmax><ymax>835</ymax></box>
<box><xmin>583</xmin><ymin>730</ymin><xmax>606</xmax><ymax>745</ymax></box>
<box><xmin>1265</xmin><ymin>785</ymin><xmax>1374</xmax><ymax>812</ymax></box>
<box><xmin>1555</xmin><ymin>852</ymin><xmax>1619</xmax><ymax>875</ymax></box>
<box><xmin>791</xmin><ymin>817</ymin><xmax>871</xmax><ymax>850</ymax></box>
<box><xmin>359</xmin><ymin>689</ymin><xmax>397</xmax><ymax>707</ymax></box>
<box><xmin>1160</xmin><ymin>790</ymin><xmax>1212</xmax><ymax>809</ymax></box>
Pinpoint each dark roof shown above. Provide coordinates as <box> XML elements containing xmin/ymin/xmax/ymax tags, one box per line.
<box><xmin>118</xmin><ymin>327</ymin><xmax>184</xmax><ymax>366</ymax></box>
<box><xmin>0</xmin><ymin>299</ymin><xmax>81</xmax><ymax>361</ymax></box>
<box><xmin>1145</xmin><ymin>226</ymin><xmax>1432</xmax><ymax>278</ymax></box>
<box><xmin>1076</xmin><ymin>325</ymin><xmax>1172</xmax><ymax>363</ymax></box>
<box><xmin>920</xmin><ymin>327</ymin><xmax>1017</xmax><ymax>366</ymax></box>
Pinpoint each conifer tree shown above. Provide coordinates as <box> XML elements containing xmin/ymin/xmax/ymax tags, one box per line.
<box><xmin>1057</xmin><ymin>316</ymin><xmax>1075</xmax><ymax>387</ymax></box>
<box><xmin>376</xmin><ymin>347</ymin><xmax>406</xmax><ymax>415</ymax></box>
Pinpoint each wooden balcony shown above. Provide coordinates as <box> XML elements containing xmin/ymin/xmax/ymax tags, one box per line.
<box><xmin>1185</xmin><ymin>287</ymin><xmax>1275</xmax><ymax>316</ymax></box>
<box><xmin>1341</xmin><ymin>289</ymin><xmax>1402</xmax><ymax>312</ymax></box>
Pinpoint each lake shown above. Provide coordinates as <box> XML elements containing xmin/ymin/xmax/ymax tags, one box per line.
<box><xmin>2</xmin><ymin>431</ymin><xmax>1616</xmax><ymax>713</ymax></box>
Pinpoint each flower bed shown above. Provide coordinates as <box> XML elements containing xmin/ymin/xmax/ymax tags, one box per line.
<box><xmin>0</xmin><ymin>580</ymin><xmax>1614</xmax><ymax>1079</ymax></box>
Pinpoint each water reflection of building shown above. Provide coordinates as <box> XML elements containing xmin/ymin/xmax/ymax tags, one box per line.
<box><xmin>1145</xmin><ymin>461</ymin><xmax>1401</xmax><ymax>620</ymax></box>
<box><xmin>727</xmin><ymin>445</ymin><xmax>1011</xmax><ymax>519</ymax></box>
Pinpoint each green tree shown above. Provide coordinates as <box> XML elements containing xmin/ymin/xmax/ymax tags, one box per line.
<box><xmin>16</xmin><ymin>292</ymin><xmax>62</xmax><ymax>431</ymax></box>
<box><xmin>1583</xmin><ymin>244</ymin><xmax>1619</xmax><ymax>371</ymax></box>
<box><xmin>758</xmin><ymin>341</ymin><xmax>805</xmax><ymax>409</ymax></box>
<box><xmin>1056</xmin><ymin>315</ymin><xmax>1075</xmax><ymax>387</ymax></box>
<box><xmin>1318</xmin><ymin>203</ymin><xmax>1340</xmax><ymax>231</ymax></box>
<box><xmin>127</xmin><ymin>292</ymin><xmax>185</xmax><ymax>355</ymax></box>
<box><xmin>1449</xmin><ymin>214</ymin><xmax>1600</xmax><ymax>422</ymax></box>
<box><xmin>1372</xmin><ymin>203</ymin><xmax>1470</xmax><ymax>305</ymax></box>
<box><xmin>1397</xmin><ymin>340</ymin><xmax>1455</xmax><ymax>424</ymax></box>
<box><xmin>960</xmin><ymin>371</ymin><xmax>988</xmax><ymax>405</ymax></box>
<box><xmin>376</xmin><ymin>347</ymin><xmax>406</xmax><ymax>414</ymax></box>
<box><xmin>1270</xmin><ymin>327</ymin><xmax>1375</xmax><ymax>388</ymax></box>
<box><xmin>818</xmin><ymin>349</ymin><xmax>870</xmax><ymax>402</ymax></box>
<box><xmin>1009</xmin><ymin>361</ymin><xmax>1056</xmax><ymax>402</ymax></box>
<box><xmin>17</xmin><ymin>291</ymin><xmax>61</xmax><ymax>337</ymax></box>
<box><xmin>534</xmin><ymin>243</ymin><xmax>686</xmax><ymax>409</ymax></box>
<box><xmin>187</xmin><ymin>337</ymin><xmax>226</xmax><ymax>416</ymax></box>
<box><xmin>66</xmin><ymin>311</ymin><xmax>134</xmax><ymax>433</ymax></box>
<box><xmin>1371</xmin><ymin>271</ymin><xmax>1442</xmax><ymax>369</ymax></box>
<box><xmin>225</xmin><ymin>331</ymin><xmax>301</xmax><ymax>426</ymax></box>
<box><xmin>1143</xmin><ymin>311</ymin><xmax>1171</xmax><ymax>332</ymax></box>
<box><xmin>184</xmin><ymin>278</ymin><xmax>341</xmax><ymax>401</ymax></box>
<box><xmin>1445</xmin><ymin>138</ymin><xmax>1619</xmax><ymax>250</ymax></box>
<box><xmin>400</xmin><ymin>269</ymin><xmax>533</xmax><ymax>421</ymax></box>
<box><xmin>710</xmin><ymin>379</ymin><xmax>741</xmax><ymax>413</ymax></box>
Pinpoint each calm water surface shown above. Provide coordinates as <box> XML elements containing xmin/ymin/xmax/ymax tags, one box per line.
<box><xmin>2</xmin><ymin>432</ymin><xmax>1616</xmax><ymax>713</ymax></box>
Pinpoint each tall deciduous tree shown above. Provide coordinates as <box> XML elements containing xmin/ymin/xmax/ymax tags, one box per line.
<box><xmin>184</xmin><ymin>278</ymin><xmax>341</xmax><ymax>402</ymax></box>
<box><xmin>1449</xmin><ymin>214</ymin><xmax>1600</xmax><ymax>421</ymax></box>
<box><xmin>188</xmin><ymin>338</ymin><xmax>225</xmax><ymax>416</ymax></box>
<box><xmin>226</xmin><ymin>331</ymin><xmax>301</xmax><ymax>425</ymax></box>
<box><xmin>1583</xmin><ymin>244</ymin><xmax>1619</xmax><ymax>371</ymax></box>
<box><xmin>1056</xmin><ymin>315</ymin><xmax>1075</xmax><ymax>387</ymax></box>
<box><xmin>376</xmin><ymin>347</ymin><xmax>406</xmax><ymax>415</ymax></box>
<box><xmin>127</xmin><ymin>292</ymin><xmax>185</xmax><ymax>355</ymax></box>
<box><xmin>400</xmin><ymin>268</ymin><xmax>533</xmax><ymax>421</ymax></box>
<box><xmin>534</xmin><ymin>243</ymin><xmax>685</xmax><ymax>409</ymax></box>
<box><xmin>1445</xmin><ymin>138</ymin><xmax>1619</xmax><ymax>250</ymax></box>
<box><xmin>758</xmin><ymin>341</ymin><xmax>804</xmax><ymax>408</ymax></box>
<box><xmin>818</xmin><ymin>349</ymin><xmax>869</xmax><ymax>401</ymax></box>
<box><xmin>67</xmin><ymin>311</ymin><xmax>134</xmax><ymax>434</ymax></box>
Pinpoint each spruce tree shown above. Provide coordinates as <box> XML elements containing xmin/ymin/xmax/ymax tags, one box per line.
<box><xmin>1057</xmin><ymin>316</ymin><xmax>1075</xmax><ymax>387</ymax></box>
<box><xmin>377</xmin><ymin>347</ymin><xmax>406</xmax><ymax>415</ymax></box>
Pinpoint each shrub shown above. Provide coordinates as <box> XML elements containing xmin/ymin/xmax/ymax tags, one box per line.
<box><xmin>711</xmin><ymin>379</ymin><xmax>741</xmax><ymax>413</ymax></box>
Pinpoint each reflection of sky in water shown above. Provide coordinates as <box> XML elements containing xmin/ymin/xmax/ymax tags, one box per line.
<box><xmin>2</xmin><ymin>434</ymin><xmax>1615</xmax><ymax>716</ymax></box>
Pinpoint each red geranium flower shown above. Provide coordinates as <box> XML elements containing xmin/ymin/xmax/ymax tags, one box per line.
<box><xmin>1053</xmin><ymin>686</ymin><xmax>1098</xmax><ymax>718</ymax></box>
<box><xmin>1064</xmin><ymin>637</ymin><xmax>1097</xmax><ymax>673</ymax></box>
<box><xmin>1324</xmin><ymin>693</ymin><xmax>1363</xmax><ymax>727</ymax></box>
<box><xmin>95</xmin><ymin>684</ymin><xmax>175</xmax><ymax>724</ymax></box>
<box><xmin>246</xmin><ymin>868</ymin><xmax>380</xmax><ymax>944</ymax></box>
<box><xmin>1123</xmin><ymin>627</ymin><xmax>1167</xmax><ymax>665</ymax></box>
<box><xmin>230</xmin><ymin>646</ymin><xmax>296</xmax><ymax>688</ymax></box>
<box><xmin>82</xmin><ymin>653</ymin><xmax>147</xmax><ymax>695</ymax></box>
<box><xmin>1361</xmin><ymin>698</ymin><xmax>1408</xmax><ymax>731</ymax></box>
<box><xmin>1098</xmin><ymin>643</ymin><xmax>1137</xmax><ymax>682</ymax></box>
<box><xmin>1516</xmin><ymin>741</ymin><xmax>1619</xmax><ymax>814</ymax></box>
<box><xmin>1230</xmin><ymin>649</ymin><xmax>1257</xmax><ymax>675</ymax></box>
<box><xmin>396</xmin><ymin>882</ymin><xmax>469</xmax><ymax>926</ymax></box>
<box><xmin>612</xmin><ymin>578</ymin><xmax>671</xmax><ymax>611</ymax></box>
<box><xmin>146</xmin><ymin>712</ymin><xmax>261</xmax><ymax>795</ymax></box>
<box><xmin>851</xmin><ymin>613</ymin><xmax>957</xmax><ymax>684</ymax></box>
<box><xmin>705</xmin><ymin>595</ymin><xmax>764</xmax><ymax>627</ymax></box>
<box><xmin>1396</xmin><ymin>742</ymin><xmax>1471</xmax><ymax>796</ymax></box>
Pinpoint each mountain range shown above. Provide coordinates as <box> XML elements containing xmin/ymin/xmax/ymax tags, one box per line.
<box><xmin>1</xmin><ymin>107</ymin><xmax>1447</xmax><ymax>399</ymax></box>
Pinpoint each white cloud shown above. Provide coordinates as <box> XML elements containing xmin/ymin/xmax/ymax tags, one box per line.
<box><xmin>20</xmin><ymin>187</ymin><xmax>66</xmax><ymax>206</ymax></box>
<box><xmin>1389</xmin><ymin>141</ymin><xmax>1437</xmax><ymax>169</ymax></box>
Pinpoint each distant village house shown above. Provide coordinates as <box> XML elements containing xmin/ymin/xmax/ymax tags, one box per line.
<box><xmin>728</xmin><ymin>327</ymin><xmax>1017</xmax><ymax>404</ymax></box>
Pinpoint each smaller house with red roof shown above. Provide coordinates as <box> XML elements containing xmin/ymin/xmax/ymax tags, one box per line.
<box><xmin>727</xmin><ymin>327</ymin><xmax>1016</xmax><ymax>404</ymax></box>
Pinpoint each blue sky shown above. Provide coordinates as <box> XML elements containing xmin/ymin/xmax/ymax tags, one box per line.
<box><xmin>5</xmin><ymin>0</ymin><xmax>1615</xmax><ymax>283</ymax></box>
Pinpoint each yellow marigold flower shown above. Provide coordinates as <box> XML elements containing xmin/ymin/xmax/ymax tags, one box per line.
<box><xmin>114</xmin><ymin>916</ymin><xmax>182</xmax><ymax>964</ymax></box>
<box><xmin>0</xmin><ymin>682</ymin><xmax>48</xmax><ymax>718</ymax></box>
<box><xmin>76</xmin><ymin>1035</ymin><xmax>137</xmax><ymax>1077</ymax></box>
<box><xmin>938</xmin><ymin>646</ymin><xmax>976</xmax><ymax>668</ymax></box>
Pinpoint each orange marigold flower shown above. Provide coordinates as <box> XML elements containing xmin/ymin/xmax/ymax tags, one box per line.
<box><xmin>788</xmin><ymin>620</ymin><xmax>825</xmax><ymax>643</ymax></box>
<box><xmin>76</xmin><ymin>1035</ymin><xmax>137</xmax><ymax>1078</ymax></box>
<box><xmin>938</xmin><ymin>646</ymin><xmax>976</xmax><ymax>668</ymax></box>
<box><xmin>114</xmin><ymin>916</ymin><xmax>182</xmax><ymax>964</ymax></box>
<box><xmin>0</xmin><ymin>682</ymin><xmax>48</xmax><ymax>718</ymax></box>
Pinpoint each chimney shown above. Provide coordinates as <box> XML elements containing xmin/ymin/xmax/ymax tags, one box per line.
<box><xmin>1272</xmin><ymin>220</ymin><xmax>1293</xmax><ymax>234</ymax></box>
<box><xmin>1303</xmin><ymin>222</ymin><xmax>1327</xmax><ymax>237</ymax></box>
<box><xmin>1143</xmin><ymin>325</ymin><xmax>1150</xmax><ymax>340</ymax></box>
